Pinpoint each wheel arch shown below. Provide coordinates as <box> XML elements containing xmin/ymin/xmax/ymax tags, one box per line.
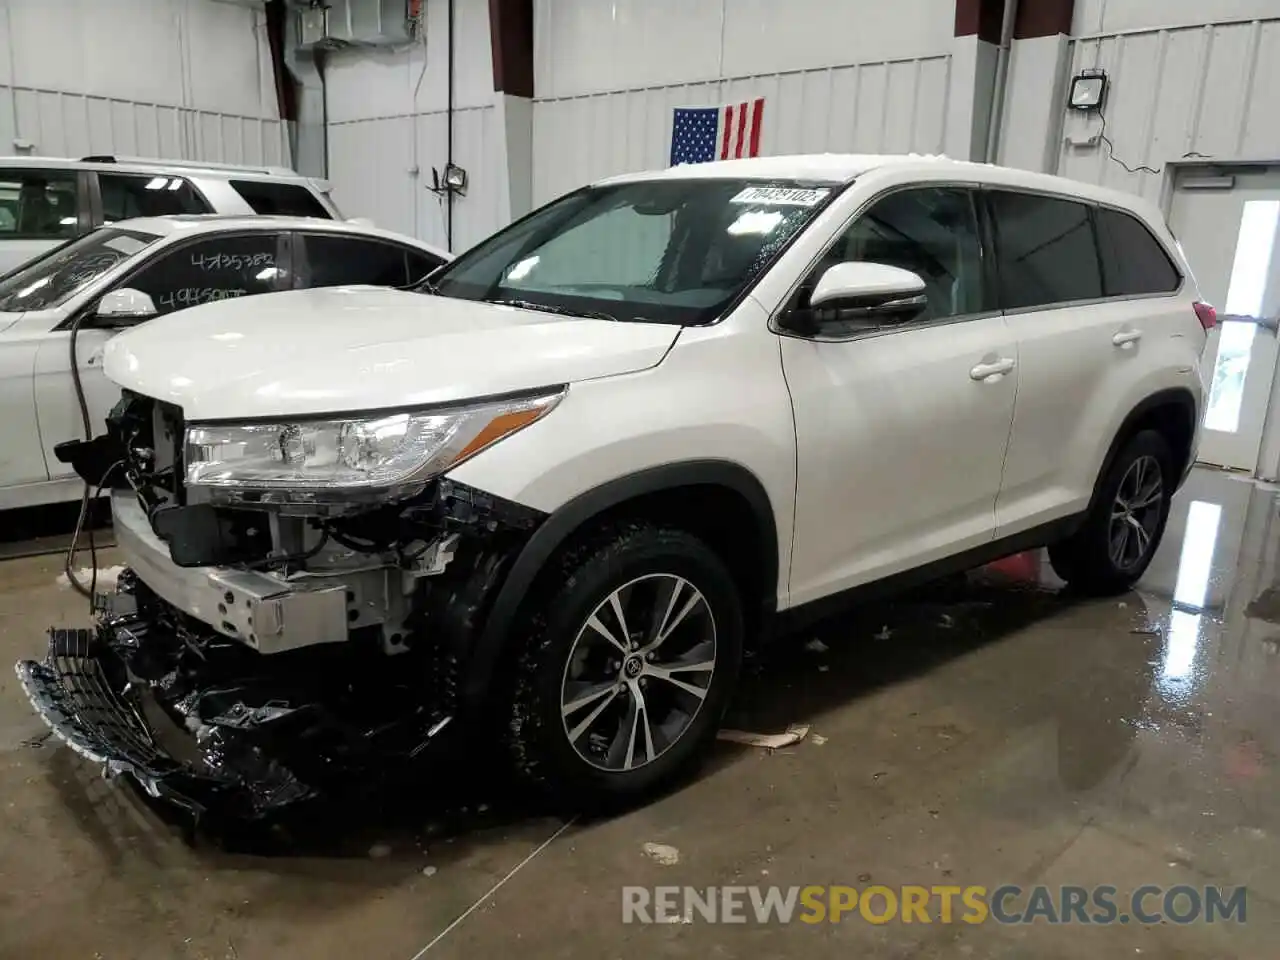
<box><xmin>1089</xmin><ymin>387</ymin><xmax>1199</xmax><ymax>513</ymax></box>
<box><xmin>461</xmin><ymin>459</ymin><xmax>780</xmax><ymax>707</ymax></box>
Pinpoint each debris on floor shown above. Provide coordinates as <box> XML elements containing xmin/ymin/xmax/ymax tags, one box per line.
<box><xmin>422</xmin><ymin>865</ymin><xmax>438</xmax><ymax>877</ymax></box>
<box><xmin>717</xmin><ymin>724</ymin><xmax>810</xmax><ymax>750</ymax></box>
<box><xmin>810</xmin><ymin>733</ymin><xmax>828</xmax><ymax>746</ymax></box>
<box><xmin>874</xmin><ymin>625</ymin><xmax>892</xmax><ymax>640</ymax></box>
<box><xmin>804</xmin><ymin>638</ymin><xmax>829</xmax><ymax>654</ymax></box>
<box><xmin>642</xmin><ymin>842</ymin><xmax>681</xmax><ymax>866</ymax></box>
<box><xmin>368</xmin><ymin>842</ymin><xmax>392</xmax><ymax>859</ymax></box>
<box><xmin>937</xmin><ymin>613</ymin><xmax>955</xmax><ymax>628</ymax></box>
<box><xmin>55</xmin><ymin>565</ymin><xmax>124</xmax><ymax>591</ymax></box>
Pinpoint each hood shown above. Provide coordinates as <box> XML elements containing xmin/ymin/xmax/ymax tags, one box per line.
<box><xmin>102</xmin><ymin>287</ymin><xmax>680</xmax><ymax>421</ymax></box>
<box><xmin>0</xmin><ymin>312</ymin><xmax>22</xmax><ymax>334</ymax></box>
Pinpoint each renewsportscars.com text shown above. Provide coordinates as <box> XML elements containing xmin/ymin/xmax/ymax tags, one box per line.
<box><xmin>622</xmin><ymin>884</ymin><xmax>1247</xmax><ymax>926</ymax></box>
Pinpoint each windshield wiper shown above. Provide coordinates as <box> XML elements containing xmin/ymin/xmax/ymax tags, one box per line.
<box><xmin>485</xmin><ymin>297</ymin><xmax>618</xmax><ymax>323</ymax></box>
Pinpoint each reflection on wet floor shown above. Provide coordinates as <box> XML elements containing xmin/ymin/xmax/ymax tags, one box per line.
<box><xmin>2</xmin><ymin>465</ymin><xmax>1279</xmax><ymax>959</ymax></box>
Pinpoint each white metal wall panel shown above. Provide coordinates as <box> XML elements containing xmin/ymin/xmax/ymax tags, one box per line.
<box><xmin>0</xmin><ymin>86</ymin><xmax>290</xmax><ymax>167</ymax></box>
<box><xmin>327</xmin><ymin>106</ymin><xmax>502</xmax><ymax>253</ymax></box>
<box><xmin>534</xmin><ymin>0</ymin><xmax>953</xmax><ymax>100</ymax></box>
<box><xmin>1058</xmin><ymin>19</ymin><xmax>1280</xmax><ymax>204</ymax></box>
<box><xmin>1073</xmin><ymin>0</ymin><xmax>1280</xmax><ymax>36</ymax></box>
<box><xmin>0</xmin><ymin>0</ymin><xmax>285</xmax><ymax>166</ymax></box>
<box><xmin>532</xmin><ymin>56</ymin><xmax>951</xmax><ymax>205</ymax></box>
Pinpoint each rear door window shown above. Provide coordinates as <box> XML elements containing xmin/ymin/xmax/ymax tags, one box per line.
<box><xmin>98</xmin><ymin>173</ymin><xmax>210</xmax><ymax>223</ymax></box>
<box><xmin>0</xmin><ymin>169</ymin><xmax>80</xmax><ymax>238</ymax></box>
<box><xmin>125</xmin><ymin>232</ymin><xmax>284</xmax><ymax>316</ymax></box>
<box><xmin>231</xmin><ymin>180</ymin><xmax>331</xmax><ymax>218</ymax></box>
<box><xmin>988</xmin><ymin>190</ymin><xmax>1103</xmax><ymax>309</ymax></box>
<box><xmin>300</xmin><ymin>233</ymin><xmax>440</xmax><ymax>288</ymax></box>
<box><xmin>1095</xmin><ymin>207</ymin><xmax>1181</xmax><ymax>296</ymax></box>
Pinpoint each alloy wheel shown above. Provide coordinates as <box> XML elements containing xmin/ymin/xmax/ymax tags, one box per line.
<box><xmin>559</xmin><ymin>573</ymin><xmax>717</xmax><ymax>772</ymax></box>
<box><xmin>1108</xmin><ymin>454</ymin><xmax>1164</xmax><ymax>571</ymax></box>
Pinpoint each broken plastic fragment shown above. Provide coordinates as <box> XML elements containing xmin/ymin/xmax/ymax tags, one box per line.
<box><xmin>804</xmin><ymin>638</ymin><xmax>829</xmax><ymax>654</ymax></box>
<box><xmin>717</xmin><ymin>724</ymin><xmax>810</xmax><ymax>750</ymax></box>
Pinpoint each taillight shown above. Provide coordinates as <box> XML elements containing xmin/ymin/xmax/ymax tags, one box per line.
<box><xmin>1194</xmin><ymin>301</ymin><xmax>1217</xmax><ymax>331</ymax></box>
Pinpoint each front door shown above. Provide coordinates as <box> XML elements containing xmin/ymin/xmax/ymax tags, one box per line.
<box><xmin>1168</xmin><ymin>167</ymin><xmax>1280</xmax><ymax>474</ymax></box>
<box><xmin>781</xmin><ymin>186</ymin><xmax>1016</xmax><ymax>606</ymax></box>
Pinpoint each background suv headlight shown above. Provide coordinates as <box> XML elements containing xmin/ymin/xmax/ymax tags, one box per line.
<box><xmin>184</xmin><ymin>388</ymin><xmax>564</xmax><ymax>506</ymax></box>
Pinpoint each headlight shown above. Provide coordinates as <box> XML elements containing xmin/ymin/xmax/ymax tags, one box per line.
<box><xmin>184</xmin><ymin>388</ymin><xmax>564</xmax><ymax>506</ymax></box>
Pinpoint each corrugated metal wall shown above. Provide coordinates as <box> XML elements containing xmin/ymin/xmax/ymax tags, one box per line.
<box><xmin>0</xmin><ymin>87</ymin><xmax>291</xmax><ymax>167</ymax></box>
<box><xmin>532</xmin><ymin>54</ymin><xmax>952</xmax><ymax>205</ymax></box>
<box><xmin>327</xmin><ymin>105</ymin><xmax>502</xmax><ymax>254</ymax></box>
<box><xmin>1058</xmin><ymin>17</ymin><xmax>1280</xmax><ymax>203</ymax></box>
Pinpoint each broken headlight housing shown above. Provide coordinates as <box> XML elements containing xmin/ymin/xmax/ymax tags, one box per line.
<box><xmin>184</xmin><ymin>388</ymin><xmax>564</xmax><ymax>507</ymax></box>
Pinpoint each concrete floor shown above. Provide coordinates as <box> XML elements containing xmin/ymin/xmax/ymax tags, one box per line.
<box><xmin>1</xmin><ymin>467</ymin><xmax>1278</xmax><ymax>958</ymax></box>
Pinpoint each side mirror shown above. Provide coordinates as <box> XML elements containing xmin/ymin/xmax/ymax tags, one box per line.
<box><xmin>784</xmin><ymin>262</ymin><xmax>928</xmax><ymax>336</ymax></box>
<box><xmin>95</xmin><ymin>288</ymin><xmax>157</xmax><ymax>325</ymax></box>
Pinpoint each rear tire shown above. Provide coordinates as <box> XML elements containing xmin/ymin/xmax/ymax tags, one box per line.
<box><xmin>1048</xmin><ymin>429</ymin><xmax>1173</xmax><ymax>595</ymax></box>
<box><xmin>505</xmin><ymin>521</ymin><xmax>743</xmax><ymax>810</ymax></box>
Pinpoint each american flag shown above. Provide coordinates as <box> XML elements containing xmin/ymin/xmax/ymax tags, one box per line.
<box><xmin>669</xmin><ymin>98</ymin><xmax>765</xmax><ymax>166</ymax></box>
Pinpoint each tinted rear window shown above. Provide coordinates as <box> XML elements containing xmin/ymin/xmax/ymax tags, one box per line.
<box><xmin>989</xmin><ymin>190</ymin><xmax>1103</xmax><ymax>309</ymax></box>
<box><xmin>1095</xmin><ymin>207</ymin><xmax>1181</xmax><ymax>296</ymax></box>
<box><xmin>230</xmin><ymin>180</ymin><xmax>331</xmax><ymax>218</ymax></box>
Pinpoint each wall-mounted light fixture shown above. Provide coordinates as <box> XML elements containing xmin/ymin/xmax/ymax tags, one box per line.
<box><xmin>1068</xmin><ymin>68</ymin><xmax>1108</xmax><ymax>112</ymax></box>
<box><xmin>430</xmin><ymin>163</ymin><xmax>469</xmax><ymax>198</ymax></box>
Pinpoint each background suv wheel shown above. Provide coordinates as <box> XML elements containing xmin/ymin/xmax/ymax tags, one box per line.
<box><xmin>1048</xmin><ymin>429</ymin><xmax>1174</xmax><ymax>595</ymax></box>
<box><xmin>506</xmin><ymin>521</ymin><xmax>743</xmax><ymax>809</ymax></box>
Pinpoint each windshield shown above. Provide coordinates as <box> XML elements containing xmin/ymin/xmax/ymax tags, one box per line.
<box><xmin>429</xmin><ymin>179</ymin><xmax>839</xmax><ymax>325</ymax></box>
<box><xmin>0</xmin><ymin>227</ymin><xmax>159</xmax><ymax>312</ymax></box>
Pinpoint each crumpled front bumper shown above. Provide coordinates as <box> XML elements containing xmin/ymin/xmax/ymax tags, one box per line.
<box><xmin>14</xmin><ymin>627</ymin><xmax>277</xmax><ymax>817</ymax></box>
<box><xmin>15</xmin><ymin>613</ymin><xmax>457</xmax><ymax>822</ymax></box>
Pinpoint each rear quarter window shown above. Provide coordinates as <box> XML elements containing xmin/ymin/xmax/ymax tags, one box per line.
<box><xmin>230</xmin><ymin>180</ymin><xmax>331</xmax><ymax>219</ymax></box>
<box><xmin>1095</xmin><ymin>207</ymin><xmax>1181</xmax><ymax>296</ymax></box>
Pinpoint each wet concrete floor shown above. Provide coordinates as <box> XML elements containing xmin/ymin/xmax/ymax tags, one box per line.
<box><xmin>0</xmin><ymin>466</ymin><xmax>1277</xmax><ymax>958</ymax></box>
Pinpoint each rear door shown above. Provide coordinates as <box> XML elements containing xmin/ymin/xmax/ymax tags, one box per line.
<box><xmin>991</xmin><ymin>190</ymin><xmax>1185</xmax><ymax>538</ymax></box>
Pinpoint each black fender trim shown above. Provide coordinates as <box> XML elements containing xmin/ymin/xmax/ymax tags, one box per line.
<box><xmin>459</xmin><ymin>459</ymin><xmax>780</xmax><ymax>707</ymax></box>
<box><xmin>1090</xmin><ymin>387</ymin><xmax>1199</xmax><ymax>510</ymax></box>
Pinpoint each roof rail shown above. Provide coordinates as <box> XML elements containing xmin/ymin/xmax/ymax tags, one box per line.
<box><xmin>78</xmin><ymin>155</ymin><xmax>299</xmax><ymax>178</ymax></box>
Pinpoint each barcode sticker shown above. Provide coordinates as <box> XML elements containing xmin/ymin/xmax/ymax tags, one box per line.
<box><xmin>730</xmin><ymin>186</ymin><xmax>830</xmax><ymax>207</ymax></box>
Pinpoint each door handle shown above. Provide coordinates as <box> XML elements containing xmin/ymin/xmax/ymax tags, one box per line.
<box><xmin>1112</xmin><ymin>330</ymin><xmax>1143</xmax><ymax>347</ymax></box>
<box><xmin>969</xmin><ymin>358</ymin><xmax>1015</xmax><ymax>382</ymax></box>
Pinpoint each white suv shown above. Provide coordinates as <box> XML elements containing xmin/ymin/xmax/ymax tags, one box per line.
<box><xmin>18</xmin><ymin>154</ymin><xmax>1211</xmax><ymax>820</ymax></box>
<box><xmin>0</xmin><ymin>155</ymin><xmax>340</xmax><ymax>274</ymax></box>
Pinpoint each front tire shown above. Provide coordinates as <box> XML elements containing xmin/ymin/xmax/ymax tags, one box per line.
<box><xmin>506</xmin><ymin>521</ymin><xmax>743</xmax><ymax>809</ymax></box>
<box><xmin>1049</xmin><ymin>429</ymin><xmax>1173</xmax><ymax>595</ymax></box>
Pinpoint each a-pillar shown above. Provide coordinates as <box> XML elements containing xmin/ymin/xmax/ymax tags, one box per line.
<box><xmin>489</xmin><ymin>0</ymin><xmax>534</xmax><ymax>226</ymax></box>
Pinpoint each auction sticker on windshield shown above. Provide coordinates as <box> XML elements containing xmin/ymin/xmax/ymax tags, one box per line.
<box><xmin>731</xmin><ymin>186</ymin><xmax>830</xmax><ymax>207</ymax></box>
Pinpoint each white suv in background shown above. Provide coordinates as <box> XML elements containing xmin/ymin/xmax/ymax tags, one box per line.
<box><xmin>0</xmin><ymin>155</ymin><xmax>340</xmax><ymax>273</ymax></box>
<box><xmin>20</xmin><ymin>155</ymin><xmax>1211</xmax><ymax>822</ymax></box>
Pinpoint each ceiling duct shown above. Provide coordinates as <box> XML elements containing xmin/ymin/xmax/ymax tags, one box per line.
<box><xmin>296</xmin><ymin>0</ymin><xmax>420</xmax><ymax>49</ymax></box>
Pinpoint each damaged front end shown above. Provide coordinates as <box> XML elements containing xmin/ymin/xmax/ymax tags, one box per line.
<box><xmin>17</xmin><ymin>391</ymin><xmax>545</xmax><ymax>820</ymax></box>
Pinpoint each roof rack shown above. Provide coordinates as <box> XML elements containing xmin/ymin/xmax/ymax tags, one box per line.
<box><xmin>78</xmin><ymin>155</ymin><xmax>299</xmax><ymax>178</ymax></box>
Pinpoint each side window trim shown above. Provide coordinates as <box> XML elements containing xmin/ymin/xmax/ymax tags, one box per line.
<box><xmin>56</xmin><ymin>229</ymin><xmax>282</xmax><ymax>330</ymax></box>
<box><xmin>771</xmin><ymin>182</ymin><xmax>1001</xmax><ymax>342</ymax></box>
